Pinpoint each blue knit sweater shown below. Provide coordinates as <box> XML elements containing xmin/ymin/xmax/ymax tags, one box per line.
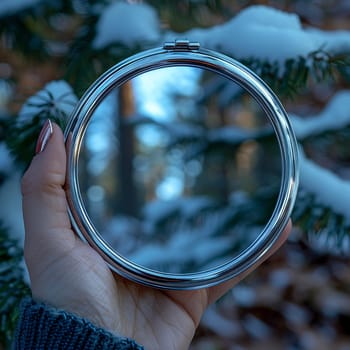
<box><xmin>13</xmin><ymin>299</ymin><xmax>144</xmax><ymax>349</ymax></box>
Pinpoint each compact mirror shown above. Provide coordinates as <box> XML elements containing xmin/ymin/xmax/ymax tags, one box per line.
<box><xmin>65</xmin><ymin>41</ymin><xmax>299</xmax><ymax>289</ymax></box>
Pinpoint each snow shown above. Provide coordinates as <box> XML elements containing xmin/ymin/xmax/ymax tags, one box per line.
<box><xmin>93</xmin><ymin>2</ymin><xmax>161</xmax><ymax>49</ymax></box>
<box><xmin>90</xmin><ymin>3</ymin><xmax>350</xmax><ymax>64</ymax></box>
<box><xmin>0</xmin><ymin>169</ymin><xmax>29</xmax><ymax>284</ymax></box>
<box><xmin>142</xmin><ymin>196</ymin><xmax>216</xmax><ymax>224</ymax></box>
<box><xmin>307</xmin><ymin>229</ymin><xmax>350</xmax><ymax>256</ymax></box>
<box><xmin>18</xmin><ymin>80</ymin><xmax>78</xmax><ymax>121</ymax></box>
<box><xmin>308</xmin><ymin>28</ymin><xmax>350</xmax><ymax>54</ymax></box>
<box><xmin>243</xmin><ymin>314</ymin><xmax>272</xmax><ymax>339</ymax></box>
<box><xmin>0</xmin><ymin>0</ymin><xmax>40</xmax><ymax>17</ymax></box>
<box><xmin>108</xmin><ymin>196</ymin><xmax>260</xmax><ymax>272</ymax></box>
<box><xmin>0</xmin><ymin>145</ymin><xmax>24</xmax><ymax>242</ymax></box>
<box><xmin>0</xmin><ymin>143</ymin><xmax>14</xmax><ymax>174</ymax></box>
<box><xmin>201</xmin><ymin>305</ymin><xmax>241</xmax><ymax>338</ymax></box>
<box><xmin>167</xmin><ymin>5</ymin><xmax>350</xmax><ymax>71</ymax></box>
<box><xmin>0</xmin><ymin>171</ymin><xmax>24</xmax><ymax>242</ymax></box>
<box><xmin>290</xmin><ymin>90</ymin><xmax>350</xmax><ymax>139</ymax></box>
<box><xmin>290</xmin><ymin>90</ymin><xmax>350</xmax><ymax>223</ymax></box>
<box><xmin>299</xmin><ymin>150</ymin><xmax>350</xmax><ymax>223</ymax></box>
<box><xmin>128</xmin><ymin>227</ymin><xmax>234</xmax><ymax>271</ymax></box>
<box><xmin>0</xmin><ymin>79</ymin><xmax>13</xmax><ymax>114</ymax></box>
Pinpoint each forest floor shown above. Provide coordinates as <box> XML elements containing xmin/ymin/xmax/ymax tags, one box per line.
<box><xmin>191</xmin><ymin>232</ymin><xmax>350</xmax><ymax>350</ymax></box>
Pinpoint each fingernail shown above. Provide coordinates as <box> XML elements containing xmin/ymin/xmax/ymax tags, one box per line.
<box><xmin>35</xmin><ymin>119</ymin><xmax>53</xmax><ymax>154</ymax></box>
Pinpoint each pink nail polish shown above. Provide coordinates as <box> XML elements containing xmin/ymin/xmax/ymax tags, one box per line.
<box><xmin>35</xmin><ymin>119</ymin><xmax>53</xmax><ymax>154</ymax></box>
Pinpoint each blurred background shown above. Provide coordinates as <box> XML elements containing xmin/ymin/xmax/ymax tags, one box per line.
<box><xmin>0</xmin><ymin>0</ymin><xmax>350</xmax><ymax>349</ymax></box>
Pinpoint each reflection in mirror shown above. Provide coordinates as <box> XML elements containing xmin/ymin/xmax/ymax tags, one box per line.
<box><xmin>78</xmin><ymin>66</ymin><xmax>281</xmax><ymax>274</ymax></box>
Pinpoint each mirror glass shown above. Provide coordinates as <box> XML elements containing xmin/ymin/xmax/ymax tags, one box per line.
<box><xmin>78</xmin><ymin>66</ymin><xmax>281</xmax><ymax>274</ymax></box>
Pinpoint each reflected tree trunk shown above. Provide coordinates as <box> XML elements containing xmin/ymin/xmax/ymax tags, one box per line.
<box><xmin>218</xmin><ymin>107</ymin><xmax>230</xmax><ymax>203</ymax></box>
<box><xmin>116</xmin><ymin>81</ymin><xmax>138</xmax><ymax>216</ymax></box>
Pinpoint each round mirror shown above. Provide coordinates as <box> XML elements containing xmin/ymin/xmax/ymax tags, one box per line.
<box><xmin>65</xmin><ymin>42</ymin><xmax>299</xmax><ymax>289</ymax></box>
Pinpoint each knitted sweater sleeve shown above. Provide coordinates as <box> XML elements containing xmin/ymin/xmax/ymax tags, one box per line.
<box><xmin>13</xmin><ymin>298</ymin><xmax>144</xmax><ymax>350</ymax></box>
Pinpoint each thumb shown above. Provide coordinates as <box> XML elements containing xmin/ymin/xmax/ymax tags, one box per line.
<box><xmin>21</xmin><ymin>120</ymin><xmax>75</xmax><ymax>278</ymax></box>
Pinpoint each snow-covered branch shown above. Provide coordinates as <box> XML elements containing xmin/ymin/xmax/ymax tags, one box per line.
<box><xmin>177</xmin><ymin>5</ymin><xmax>350</xmax><ymax>70</ymax></box>
<box><xmin>299</xmin><ymin>150</ymin><xmax>350</xmax><ymax>224</ymax></box>
<box><xmin>290</xmin><ymin>90</ymin><xmax>350</xmax><ymax>139</ymax></box>
<box><xmin>18</xmin><ymin>80</ymin><xmax>78</xmax><ymax>122</ymax></box>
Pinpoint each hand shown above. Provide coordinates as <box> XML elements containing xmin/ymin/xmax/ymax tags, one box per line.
<box><xmin>22</xmin><ymin>121</ymin><xmax>292</xmax><ymax>350</ymax></box>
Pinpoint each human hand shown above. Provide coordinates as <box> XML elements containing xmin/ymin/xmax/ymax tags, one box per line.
<box><xmin>22</xmin><ymin>120</ymin><xmax>292</xmax><ymax>350</ymax></box>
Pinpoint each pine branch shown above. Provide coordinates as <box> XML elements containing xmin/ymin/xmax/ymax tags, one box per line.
<box><xmin>147</xmin><ymin>0</ymin><xmax>225</xmax><ymax>32</ymax></box>
<box><xmin>0</xmin><ymin>0</ymin><xmax>55</xmax><ymax>58</ymax></box>
<box><xmin>65</xmin><ymin>18</ymin><xmax>147</xmax><ymax>96</ymax></box>
<box><xmin>242</xmin><ymin>49</ymin><xmax>350</xmax><ymax>98</ymax></box>
<box><xmin>0</xmin><ymin>223</ymin><xmax>30</xmax><ymax>349</ymax></box>
<box><xmin>292</xmin><ymin>189</ymin><xmax>350</xmax><ymax>255</ymax></box>
<box><xmin>300</xmin><ymin>127</ymin><xmax>350</xmax><ymax>163</ymax></box>
<box><xmin>178</xmin><ymin>49</ymin><xmax>350</xmax><ymax>110</ymax></box>
<box><xmin>0</xmin><ymin>0</ymin><xmax>96</xmax><ymax>58</ymax></box>
<box><xmin>2</xmin><ymin>99</ymin><xmax>69</xmax><ymax>168</ymax></box>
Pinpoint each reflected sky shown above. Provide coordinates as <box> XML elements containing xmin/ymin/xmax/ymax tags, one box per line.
<box><xmin>134</xmin><ymin>66</ymin><xmax>201</xmax><ymax>121</ymax></box>
<box><xmin>85</xmin><ymin>66</ymin><xmax>202</xmax><ymax>199</ymax></box>
<box><xmin>85</xmin><ymin>92</ymin><xmax>117</xmax><ymax>176</ymax></box>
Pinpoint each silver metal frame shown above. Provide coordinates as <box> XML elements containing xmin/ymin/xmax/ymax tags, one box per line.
<box><xmin>64</xmin><ymin>40</ymin><xmax>299</xmax><ymax>290</ymax></box>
